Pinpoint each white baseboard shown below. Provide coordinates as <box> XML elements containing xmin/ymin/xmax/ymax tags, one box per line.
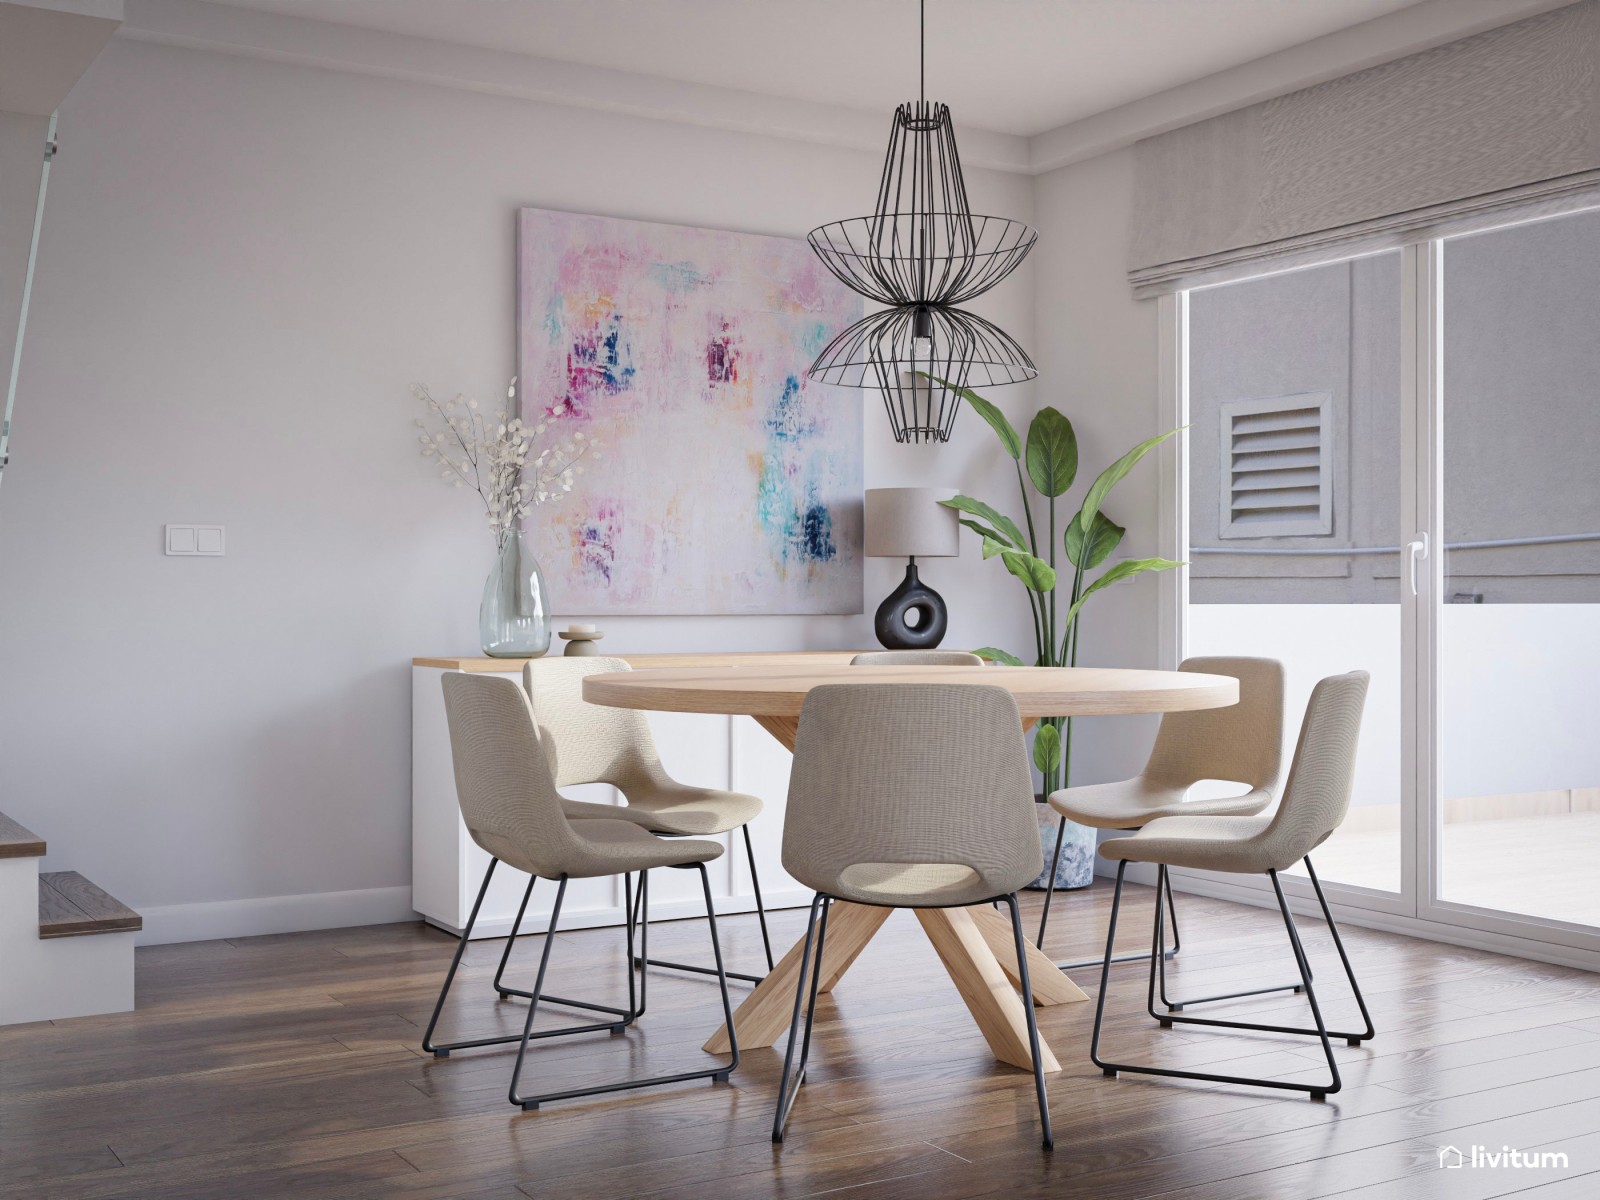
<box><xmin>137</xmin><ymin>884</ymin><xmax>816</xmax><ymax>946</ymax></box>
<box><xmin>136</xmin><ymin>885</ymin><xmax>416</xmax><ymax>946</ymax></box>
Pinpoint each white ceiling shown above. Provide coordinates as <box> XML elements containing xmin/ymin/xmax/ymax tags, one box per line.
<box><xmin>199</xmin><ymin>0</ymin><xmax>1432</xmax><ymax>137</ymax></box>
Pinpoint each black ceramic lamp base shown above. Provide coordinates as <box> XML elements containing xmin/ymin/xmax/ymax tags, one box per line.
<box><xmin>874</xmin><ymin>560</ymin><xmax>949</xmax><ymax>649</ymax></box>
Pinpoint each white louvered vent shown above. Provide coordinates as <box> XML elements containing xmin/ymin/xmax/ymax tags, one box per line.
<box><xmin>1218</xmin><ymin>393</ymin><xmax>1332</xmax><ymax>539</ymax></box>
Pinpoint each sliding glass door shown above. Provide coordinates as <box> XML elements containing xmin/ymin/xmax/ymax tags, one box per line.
<box><xmin>1427</xmin><ymin>208</ymin><xmax>1600</xmax><ymax>941</ymax></box>
<box><xmin>1184</xmin><ymin>252</ymin><xmax>1407</xmax><ymax>911</ymax></box>
<box><xmin>1173</xmin><ymin>205</ymin><xmax>1600</xmax><ymax>956</ymax></box>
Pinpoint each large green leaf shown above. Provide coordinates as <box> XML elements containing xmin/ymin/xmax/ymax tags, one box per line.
<box><xmin>1001</xmin><ymin>549</ymin><xmax>1057</xmax><ymax>593</ymax></box>
<box><xmin>1025</xmin><ymin>407</ymin><xmax>1078</xmax><ymax>498</ymax></box>
<box><xmin>981</xmin><ymin>536</ymin><xmax>1007</xmax><ymax>560</ymax></box>
<box><xmin>957</xmin><ymin>517</ymin><xmax>1015</xmax><ymax>549</ymax></box>
<box><xmin>941</xmin><ymin>495</ymin><xmax>1027</xmax><ymax>550</ymax></box>
<box><xmin>1032</xmin><ymin>721</ymin><xmax>1061</xmax><ymax>775</ymax></box>
<box><xmin>972</xmin><ymin>646</ymin><xmax>1023</xmax><ymax>666</ymax></box>
<box><xmin>924</xmin><ymin>374</ymin><xmax>1020</xmax><ymax>459</ymax></box>
<box><xmin>1073</xmin><ymin>427</ymin><xmax>1182</xmax><ymax>539</ymax></box>
<box><xmin>1064</xmin><ymin>510</ymin><xmax>1125</xmax><ymax>570</ymax></box>
<box><xmin>1064</xmin><ymin>558</ymin><xmax>1183</xmax><ymax>628</ymax></box>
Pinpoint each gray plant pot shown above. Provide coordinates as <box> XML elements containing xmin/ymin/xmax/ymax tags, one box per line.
<box><xmin>1026</xmin><ymin>798</ymin><xmax>1096</xmax><ymax>891</ymax></box>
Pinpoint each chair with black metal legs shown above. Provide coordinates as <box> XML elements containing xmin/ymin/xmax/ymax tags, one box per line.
<box><xmin>771</xmin><ymin>683</ymin><xmax>1053</xmax><ymax>1150</ymax></box>
<box><xmin>848</xmin><ymin>650</ymin><xmax>984</xmax><ymax>666</ymax></box>
<box><xmin>1038</xmin><ymin>656</ymin><xmax>1285</xmax><ymax>991</ymax></box>
<box><xmin>424</xmin><ymin>673</ymin><xmax>739</xmax><ymax>1111</ymax></box>
<box><xmin>523</xmin><ymin>657</ymin><xmax>775</xmax><ymax>985</ymax></box>
<box><xmin>1090</xmin><ymin>671</ymin><xmax>1375</xmax><ymax>1100</ymax></box>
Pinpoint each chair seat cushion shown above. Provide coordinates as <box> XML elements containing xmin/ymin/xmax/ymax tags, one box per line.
<box><xmin>1048</xmin><ymin>778</ymin><xmax>1273</xmax><ymax>830</ymax></box>
<box><xmin>830</xmin><ymin>862</ymin><xmax>989</xmax><ymax>907</ymax></box>
<box><xmin>552</xmin><ymin>819</ymin><xmax>724</xmax><ymax>879</ymax></box>
<box><xmin>1098</xmin><ymin>813</ymin><xmax>1287</xmax><ymax>874</ymax></box>
<box><xmin>560</xmin><ymin>786</ymin><xmax>762</xmax><ymax>836</ymax></box>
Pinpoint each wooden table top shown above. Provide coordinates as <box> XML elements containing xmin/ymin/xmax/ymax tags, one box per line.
<box><xmin>582</xmin><ymin>663</ymin><xmax>1238</xmax><ymax>719</ymax></box>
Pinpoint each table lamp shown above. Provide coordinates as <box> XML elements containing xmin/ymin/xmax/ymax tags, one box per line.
<box><xmin>864</xmin><ymin>487</ymin><xmax>961</xmax><ymax>649</ymax></box>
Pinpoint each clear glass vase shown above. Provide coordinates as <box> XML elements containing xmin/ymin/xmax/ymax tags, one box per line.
<box><xmin>479</xmin><ymin>529</ymin><xmax>551</xmax><ymax>658</ymax></box>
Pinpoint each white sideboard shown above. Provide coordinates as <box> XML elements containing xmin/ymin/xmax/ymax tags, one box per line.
<box><xmin>412</xmin><ymin>653</ymin><xmax>856</xmax><ymax>939</ymax></box>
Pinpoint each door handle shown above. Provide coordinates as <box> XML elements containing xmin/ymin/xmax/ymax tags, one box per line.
<box><xmin>1406</xmin><ymin>534</ymin><xmax>1429</xmax><ymax>597</ymax></box>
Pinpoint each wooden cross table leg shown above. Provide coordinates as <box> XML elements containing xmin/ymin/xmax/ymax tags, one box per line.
<box><xmin>961</xmin><ymin>904</ymin><xmax>1089</xmax><ymax>1006</ymax></box>
<box><xmin>702</xmin><ymin>901</ymin><xmax>890</xmax><ymax>1054</ymax></box>
<box><xmin>915</xmin><ymin>907</ymin><xmax>1061</xmax><ymax>1072</ymax></box>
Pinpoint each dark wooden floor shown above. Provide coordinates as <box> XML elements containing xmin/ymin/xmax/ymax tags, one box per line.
<box><xmin>3</xmin><ymin>882</ymin><xmax>1599</xmax><ymax>1199</ymax></box>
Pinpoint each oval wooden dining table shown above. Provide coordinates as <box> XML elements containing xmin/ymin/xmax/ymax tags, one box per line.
<box><xmin>583</xmin><ymin>662</ymin><xmax>1239</xmax><ymax>1075</ymax></box>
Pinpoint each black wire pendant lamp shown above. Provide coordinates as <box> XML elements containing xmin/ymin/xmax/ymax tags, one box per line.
<box><xmin>807</xmin><ymin>0</ymin><xmax>1037</xmax><ymax>444</ymax></box>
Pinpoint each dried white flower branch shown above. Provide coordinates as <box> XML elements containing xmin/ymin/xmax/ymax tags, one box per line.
<box><xmin>412</xmin><ymin>378</ymin><xmax>600</xmax><ymax>546</ymax></box>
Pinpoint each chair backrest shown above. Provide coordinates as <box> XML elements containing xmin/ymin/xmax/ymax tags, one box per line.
<box><xmin>850</xmin><ymin>650</ymin><xmax>985</xmax><ymax>667</ymax></box>
<box><xmin>1143</xmin><ymin>657</ymin><xmax>1286</xmax><ymax>790</ymax></box>
<box><xmin>782</xmin><ymin>683</ymin><xmax>1042</xmax><ymax>897</ymax></box>
<box><xmin>522</xmin><ymin>657</ymin><xmax>665</xmax><ymax>791</ymax></box>
<box><xmin>1259</xmin><ymin>671</ymin><xmax>1370</xmax><ymax>866</ymax></box>
<box><xmin>441</xmin><ymin>672</ymin><xmax>578</xmax><ymax>879</ymax></box>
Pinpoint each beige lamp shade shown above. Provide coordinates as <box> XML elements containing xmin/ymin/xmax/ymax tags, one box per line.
<box><xmin>864</xmin><ymin>488</ymin><xmax>960</xmax><ymax>558</ymax></box>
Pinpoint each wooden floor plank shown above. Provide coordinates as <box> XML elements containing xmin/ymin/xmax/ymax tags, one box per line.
<box><xmin>2</xmin><ymin>882</ymin><xmax>1598</xmax><ymax>1200</ymax></box>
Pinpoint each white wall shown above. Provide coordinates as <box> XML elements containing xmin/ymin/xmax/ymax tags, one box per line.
<box><xmin>0</xmin><ymin>34</ymin><xmax>1036</xmax><ymax>940</ymax></box>
<box><xmin>1029</xmin><ymin>147</ymin><xmax>1169</xmax><ymax>789</ymax></box>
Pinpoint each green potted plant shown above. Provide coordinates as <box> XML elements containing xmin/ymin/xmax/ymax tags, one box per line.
<box><xmin>937</xmin><ymin>381</ymin><xmax>1181</xmax><ymax>917</ymax></box>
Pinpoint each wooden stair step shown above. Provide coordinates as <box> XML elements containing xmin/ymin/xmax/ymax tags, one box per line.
<box><xmin>38</xmin><ymin>871</ymin><xmax>142</xmax><ymax>939</ymax></box>
<box><xmin>0</xmin><ymin>810</ymin><xmax>46</xmax><ymax>859</ymax></box>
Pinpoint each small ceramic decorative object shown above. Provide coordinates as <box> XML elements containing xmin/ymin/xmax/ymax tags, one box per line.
<box><xmin>559</xmin><ymin>624</ymin><xmax>605</xmax><ymax>657</ymax></box>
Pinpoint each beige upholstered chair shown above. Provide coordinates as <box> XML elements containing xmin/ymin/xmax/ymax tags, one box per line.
<box><xmin>523</xmin><ymin>657</ymin><xmax>773</xmax><ymax>980</ymax></box>
<box><xmin>1090</xmin><ymin>671</ymin><xmax>1374</xmax><ymax>1099</ymax></box>
<box><xmin>772</xmin><ymin>683</ymin><xmax>1052</xmax><ymax>1149</ymax></box>
<box><xmin>424</xmin><ymin>673</ymin><xmax>739</xmax><ymax>1110</ymax></box>
<box><xmin>849</xmin><ymin>650</ymin><xmax>984</xmax><ymax>666</ymax></box>
<box><xmin>1037</xmin><ymin>656</ymin><xmax>1286</xmax><ymax>963</ymax></box>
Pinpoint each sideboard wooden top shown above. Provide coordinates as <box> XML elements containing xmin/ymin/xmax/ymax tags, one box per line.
<box><xmin>414</xmin><ymin>650</ymin><xmax>868</xmax><ymax>673</ymax></box>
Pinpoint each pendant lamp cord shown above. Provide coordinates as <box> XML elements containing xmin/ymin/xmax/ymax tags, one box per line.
<box><xmin>919</xmin><ymin>0</ymin><xmax>925</xmax><ymax>104</ymax></box>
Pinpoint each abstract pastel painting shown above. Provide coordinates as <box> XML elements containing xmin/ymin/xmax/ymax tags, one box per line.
<box><xmin>516</xmin><ymin>208</ymin><xmax>864</xmax><ymax>614</ymax></box>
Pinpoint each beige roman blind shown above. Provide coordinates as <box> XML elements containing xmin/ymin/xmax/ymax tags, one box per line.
<box><xmin>1129</xmin><ymin>0</ymin><xmax>1600</xmax><ymax>295</ymax></box>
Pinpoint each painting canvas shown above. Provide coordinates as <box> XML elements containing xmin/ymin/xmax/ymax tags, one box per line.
<box><xmin>516</xmin><ymin>208</ymin><xmax>864</xmax><ymax>614</ymax></box>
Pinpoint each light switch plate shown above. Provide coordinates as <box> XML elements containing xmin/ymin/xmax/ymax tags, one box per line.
<box><xmin>166</xmin><ymin>524</ymin><xmax>225</xmax><ymax>555</ymax></box>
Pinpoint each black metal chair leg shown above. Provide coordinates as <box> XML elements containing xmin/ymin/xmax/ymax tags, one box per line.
<box><xmin>1154</xmin><ymin>862</ymin><xmax>1369</xmax><ymax>1043</ymax></box>
<box><xmin>743</xmin><ymin>825</ymin><xmax>775</xmax><ymax>972</ymax></box>
<box><xmin>508</xmin><ymin>875</ymin><xmax>568</xmax><ymax>1108</ymax></box>
<box><xmin>1089</xmin><ymin>861</ymin><xmax>1128</xmax><ymax>1077</ymax></box>
<box><xmin>1270</xmin><ymin>870</ymin><xmax>1341</xmax><ymax>1098</ymax></box>
<box><xmin>772</xmin><ymin>893</ymin><xmax>827</xmax><ymax>1144</ymax></box>
<box><xmin>1093</xmin><ymin>862</ymin><xmax>1356</xmax><ymax>1098</ymax></box>
<box><xmin>1155</xmin><ymin>861</ymin><xmax>1303</xmax><ymax>1012</ymax></box>
<box><xmin>793</xmin><ymin>898</ymin><xmax>830</xmax><ymax>1087</ymax></box>
<box><xmin>1003</xmin><ymin>893</ymin><xmax>1054</xmax><ymax>1151</ymax></box>
<box><xmin>629</xmin><ymin>826</ymin><xmax>771</xmax><ymax>985</ymax></box>
<box><xmin>698</xmin><ymin>862</ymin><xmax>740</xmax><ymax>1083</ymax></box>
<box><xmin>1164</xmin><ymin>863</ymin><xmax>1182</xmax><ymax>956</ymax></box>
<box><xmin>1305</xmin><ymin>857</ymin><xmax>1375</xmax><ymax>1045</ymax></box>
<box><xmin>506</xmin><ymin>865</ymin><xmax>739</xmax><ymax>1112</ymax></box>
<box><xmin>1035</xmin><ymin>816</ymin><xmax>1069</xmax><ymax>948</ymax></box>
<box><xmin>425</xmin><ymin>864</ymin><xmax>638</xmax><ymax>1057</ymax></box>
<box><xmin>1057</xmin><ymin>861</ymin><xmax>1179</xmax><ymax>971</ymax></box>
<box><xmin>494</xmin><ymin>872</ymin><xmax>635</xmax><ymax>1026</ymax></box>
<box><xmin>422</xmin><ymin>858</ymin><xmax>497</xmax><ymax>1057</ymax></box>
<box><xmin>493</xmin><ymin>872</ymin><xmax>535</xmax><ymax>998</ymax></box>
